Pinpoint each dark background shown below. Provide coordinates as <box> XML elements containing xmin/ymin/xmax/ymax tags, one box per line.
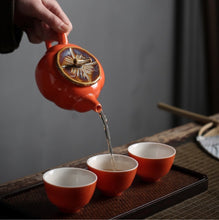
<box><xmin>0</xmin><ymin>0</ymin><xmax>218</xmax><ymax>183</ymax></box>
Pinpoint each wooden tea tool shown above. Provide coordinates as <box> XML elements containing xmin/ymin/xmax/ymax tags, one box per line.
<box><xmin>157</xmin><ymin>102</ymin><xmax>219</xmax><ymax>160</ymax></box>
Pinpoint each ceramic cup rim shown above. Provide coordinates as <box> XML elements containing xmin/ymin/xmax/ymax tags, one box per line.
<box><xmin>87</xmin><ymin>154</ymin><xmax>138</xmax><ymax>173</ymax></box>
<box><xmin>43</xmin><ymin>167</ymin><xmax>97</xmax><ymax>188</ymax></box>
<box><xmin>128</xmin><ymin>142</ymin><xmax>176</xmax><ymax>160</ymax></box>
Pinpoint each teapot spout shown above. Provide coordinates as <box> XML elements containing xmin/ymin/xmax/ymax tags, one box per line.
<box><xmin>73</xmin><ymin>93</ymin><xmax>102</xmax><ymax>113</ymax></box>
<box><xmin>85</xmin><ymin>94</ymin><xmax>102</xmax><ymax>113</ymax></box>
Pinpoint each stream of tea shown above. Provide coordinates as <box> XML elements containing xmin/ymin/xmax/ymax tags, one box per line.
<box><xmin>99</xmin><ymin>110</ymin><xmax>117</xmax><ymax>170</ymax></box>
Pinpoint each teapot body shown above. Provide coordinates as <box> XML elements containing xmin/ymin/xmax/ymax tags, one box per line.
<box><xmin>35</xmin><ymin>37</ymin><xmax>104</xmax><ymax>113</ymax></box>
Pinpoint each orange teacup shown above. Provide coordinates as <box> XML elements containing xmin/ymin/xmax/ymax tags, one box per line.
<box><xmin>87</xmin><ymin>154</ymin><xmax>138</xmax><ymax>196</ymax></box>
<box><xmin>128</xmin><ymin>142</ymin><xmax>176</xmax><ymax>182</ymax></box>
<box><xmin>43</xmin><ymin>167</ymin><xmax>97</xmax><ymax>213</ymax></box>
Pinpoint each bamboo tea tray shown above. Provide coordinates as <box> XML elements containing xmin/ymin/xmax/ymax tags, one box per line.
<box><xmin>2</xmin><ymin>116</ymin><xmax>218</xmax><ymax>219</ymax></box>
<box><xmin>0</xmin><ymin>163</ymin><xmax>208</xmax><ymax>219</ymax></box>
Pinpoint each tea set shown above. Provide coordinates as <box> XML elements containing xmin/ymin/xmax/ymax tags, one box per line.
<box><xmin>36</xmin><ymin>33</ymin><xmax>176</xmax><ymax>213</ymax></box>
<box><xmin>43</xmin><ymin>142</ymin><xmax>176</xmax><ymax>213</ymax></box>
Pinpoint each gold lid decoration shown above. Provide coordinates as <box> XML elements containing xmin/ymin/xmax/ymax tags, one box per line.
<box><xmin>56</xmin><ymin>47</ymin><xmax>101</xmax><ymax>86</ymax></box>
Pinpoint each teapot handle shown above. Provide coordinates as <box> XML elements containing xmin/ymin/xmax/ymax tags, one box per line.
<box><xmin>45</xmin><ymin>33</ymin><xmax>69</xmax><ymax>49</ymax></box>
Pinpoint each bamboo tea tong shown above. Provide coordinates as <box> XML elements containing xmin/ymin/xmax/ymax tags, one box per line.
<box><xmin>157</xmin><ymin>102</ymin><xmax>219</xmax><ymax>160</ymax></box>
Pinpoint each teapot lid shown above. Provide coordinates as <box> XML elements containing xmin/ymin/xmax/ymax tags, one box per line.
<box><xmin>56</xmin><ymin>46</ymin><xmax>101</xmax><ymax>86</ymax></box>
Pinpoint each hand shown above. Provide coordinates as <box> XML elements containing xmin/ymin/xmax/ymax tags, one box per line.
<box><xmin>14</xmin><ymin>0</ymin><xmax>72</xmax><ymax>43</ymax></box>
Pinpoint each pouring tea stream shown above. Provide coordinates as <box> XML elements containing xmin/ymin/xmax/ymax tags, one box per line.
<box><xmin>35</xmin><ymin>33</ymin><xmax>116</xmax><ymax>166</ymax></box>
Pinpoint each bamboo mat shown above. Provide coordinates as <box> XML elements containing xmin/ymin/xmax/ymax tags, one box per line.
<box><xmin>1</xmin><ymin>166</ymin><xmax>203</xmax><ymax>219</ymax></box>
<box><xmin>0</xmin><ymin>140</ymin><xmax>217</xmax><ymax>218</ymax></box>
<box><xmin>0</xmin><ymin>141</ymin><xmax>211</xmax><ymax>219</ymax></box>
<box><xmin>149</xmin><ymin>141</ymin><xmax>219</xmax><ymax>219</ymax></box>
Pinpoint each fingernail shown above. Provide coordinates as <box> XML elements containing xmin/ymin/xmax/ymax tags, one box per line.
<box><xmin>59</xmin><ymin>23</ymin><xmax>68</xmax><ymax>32</ymax></box>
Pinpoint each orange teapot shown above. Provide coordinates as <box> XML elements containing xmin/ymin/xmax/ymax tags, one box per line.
<box><xmin>35</xmin><ymin>34</ymin><xmax>104</xmax><ymax>113</ymax></box>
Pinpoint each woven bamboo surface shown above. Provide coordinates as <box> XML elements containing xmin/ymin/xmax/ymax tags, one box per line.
<box><xmin>0</xmin><ymin>141</ymin><xmax>213</xmax><ymax>219</ymax></box>
<box><xmin>149</xmin><ymin>141</ymin><xmax>219</xmax><ymax>219</ymax></box>
<box><xmin>0</xmin><ymin>115</ymin><xmax>218</xmax><ymax>219</ymax></box>
<box><xmin>1</xmin><ymin>162</ymin><xmax>205</xmax><ymax>219</ymax></box>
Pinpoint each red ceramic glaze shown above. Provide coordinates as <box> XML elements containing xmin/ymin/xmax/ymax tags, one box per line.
<box><xmin>128</xmin><ymin>152</ymin><xmax>175</xmax><ymax>182</ymax></box>
<box><xmin>43</xmin><ymin>168</ymin><xmax>97</xmax><ymax>213</ymax></box>
<box><xmin>128</xmin><ymin>142</ymin><xmax>176</xmax><ymax>182</ymax></box>
<box><xmin>88</xmin><ymin>165</ymin><xmax>137</xmax><ymax>196</ymax></box>
<box><xmin>35</xmin><ymin>34</ymin><xmax>105</xmax><ymax>113</ymax></box>
<box><xmin>87</xmin><ymin>154</ymin><xmax>138</xmax><ymax>197</ymax></box>
<box><xmin>44</xmin><ymin>181</ymin><xmax>96</xmax><ymax>213</ymax></box>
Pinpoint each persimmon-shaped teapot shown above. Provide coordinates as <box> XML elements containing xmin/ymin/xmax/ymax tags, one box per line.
<box><xmin>35</xmin><ymin>34</ymin><xmax>105</xmax><ymax>113</ymax></box>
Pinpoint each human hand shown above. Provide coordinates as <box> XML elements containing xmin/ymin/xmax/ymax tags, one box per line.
<box><xmin>14</xmin><ymin>0</ymin><xmax>72</xmax><ymax>43</ymax></box>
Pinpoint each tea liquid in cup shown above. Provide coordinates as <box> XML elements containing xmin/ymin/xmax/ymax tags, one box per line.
<box><xmin>43</xmin><ymin>167</ymin><xmax>97</xmax><ymax>213</ymax></box>
<box><xmin>87</xmin><ymin>154</ymin><xmax>138</xmax><ymax>196</ymax></box>
<box><xmin>128</xmin><ymin>142</ymin><xmax>176</xmax><ymax>182</ymax></box>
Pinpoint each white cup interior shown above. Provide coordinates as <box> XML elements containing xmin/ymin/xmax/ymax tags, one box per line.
<box><xmin>43</xmin><ymin>167</ymin><xmax>97</xmax><ymax>187</ymax></box>
<box><xmin>128</xmin><ymin>142</ymin><xmax>176</xmax><ymax>159</ymax></box>
<box><xmin>87</xmin><ymin>154</ymin><xmax>138</xmax><ymax>172</ymax></box>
